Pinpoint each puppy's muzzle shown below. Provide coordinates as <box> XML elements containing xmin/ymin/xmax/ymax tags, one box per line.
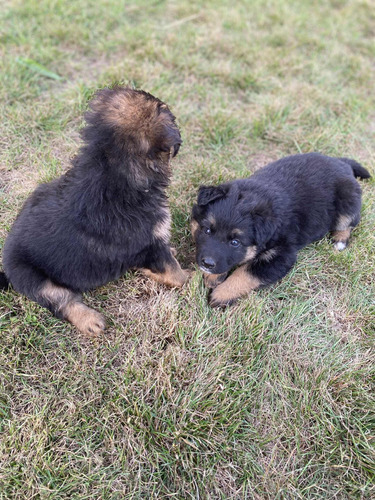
<box><xmin>200</xmin><ymin>257</ymin><xmax>216</xmax><ymax>273</ymax></box>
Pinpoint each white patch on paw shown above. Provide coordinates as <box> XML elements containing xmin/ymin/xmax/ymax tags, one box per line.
<box><xmin>334</xmin><ymin>241</ymin><xmax>347</xmax><ymax>251</ymax></box>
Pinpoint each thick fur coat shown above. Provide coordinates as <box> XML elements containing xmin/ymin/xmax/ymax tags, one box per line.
<box><xmin>0</xmin><ymin>87</ymin><xmax>188</xmax><ymax>335</ymax></box>
<box><xmin>191</xmin><ymin>153</ymin><xmax>370</xmax><ymax>307</ymax></box>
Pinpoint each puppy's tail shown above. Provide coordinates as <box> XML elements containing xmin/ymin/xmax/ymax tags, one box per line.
<box><xmin>339</xmin><ymin>158</ymin><xmax>371</xmax><ymax>179</ymax></box>
<box><xmin>0</xmin><ymin>271</ymin><xmax>9</xmax><ymax>290</ymax></box>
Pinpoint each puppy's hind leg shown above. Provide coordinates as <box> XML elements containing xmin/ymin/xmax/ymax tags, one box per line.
<box><xmin>332</xmin><ymin>215</ymin><xmax>352</xmax><ymax>251</ymax></box>
<box><xmin>39</xmin><ymin>281</ymin><xmax>106</xmax><ymax>337</ymax></box>
<box><xmin>332</xmin><ymin>178</ymin><xmax>362</xmax><ymax>251</ymax></box>
<box><xmin>8</xmin><ymin>262</ymin><xmax>105</xmax><ymax>336</ymax></box>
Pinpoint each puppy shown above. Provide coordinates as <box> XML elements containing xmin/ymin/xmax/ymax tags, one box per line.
<box><xmin>0</xmin><ymin>87</ymin><xmax>189</xmax><ymax>335</ymax></box>
<box><xmin>191</xmin><ymin>153</ymin><xmax>370</xmax><ymax>307</ymax></box>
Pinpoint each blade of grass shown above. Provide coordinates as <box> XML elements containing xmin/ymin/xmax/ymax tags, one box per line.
<box><xmin>16</xmin><ymin>57</ymin><xmax>64</xmax><ymax>81</ymax></box>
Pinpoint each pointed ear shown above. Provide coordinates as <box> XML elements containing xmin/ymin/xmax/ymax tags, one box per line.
<box><xmin>197</xmin><ymin>185</ymin><xmax>228</xmax><ymax>206</ymax></box>
<box><xmin>191</xmin><ymin>203</ymin><xmax>202</xmax><ymax>219</ymax></box>
<box><xmin>251</xmin><ymin>200</ymin><xmax>278</xmax><ymax>245</ymax></box>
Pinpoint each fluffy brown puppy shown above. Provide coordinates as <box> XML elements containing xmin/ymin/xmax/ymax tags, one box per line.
<box><xmin>0</xmin><ymin>87</ymin><xmax>189</xmax><ymax>336</ymax></box>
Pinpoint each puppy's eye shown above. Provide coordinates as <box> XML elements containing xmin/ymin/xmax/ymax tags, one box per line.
<box><xmin>230</xmin><ymin>239</ymin><xmax>240</xmax><ymax>247</ymax></box>
<box><xmin>203</xmin><ymin>227</ymin><xmax>211</xmax><ymax>235</ymax></box>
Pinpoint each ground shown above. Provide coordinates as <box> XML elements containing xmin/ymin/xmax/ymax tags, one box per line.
<box><xmin>0</xmin><ymin>0</ymin><xmax>374</xmax><ymax>498</ymax></box>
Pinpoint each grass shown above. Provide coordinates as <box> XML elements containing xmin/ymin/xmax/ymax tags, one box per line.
<box><xmin>0</xmin><ymin>0</ymin><xmax>374</xmax><ymax>498</ymax></box>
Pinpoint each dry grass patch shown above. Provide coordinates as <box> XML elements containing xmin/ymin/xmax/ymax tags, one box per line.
<box><xmin>1</xmin><ymin>0</ymin><xmax>375</xmax><ymax>498</ymax></box>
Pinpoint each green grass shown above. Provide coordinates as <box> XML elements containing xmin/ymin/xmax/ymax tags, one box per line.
<box><xmin>1</xmin><ymin>0</ymin><xmax>375</xmax><ymax>498</ymax></box>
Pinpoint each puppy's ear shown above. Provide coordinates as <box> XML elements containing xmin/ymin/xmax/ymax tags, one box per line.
<box><xmin>197</xmin><ymin>185</ymin><xmax>228</xmax><ymax>206</ymax></box>
<box><xmin>149</xmin><ymin>108</ymin><xmax>182</xmax><ymax>159</ymax></box>
<box><xmin>157</xmin><ymin>124</ymin><xmax>182</xmax><ymax>157</ymax></box>
<box><xmin>191</xmin><ymin>203</ymin><xmax>203</xmax><ymax>220</ymax></box>
<box><xmin>251</xmin><ymin>200</ymin><xmax>278</xmax><ymax>246</ymax></box>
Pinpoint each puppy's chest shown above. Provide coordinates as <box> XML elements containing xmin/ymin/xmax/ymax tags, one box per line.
<box><xmin>84</xmin><ymin>211</ymin><xmax>169</xmax><ymax>257</ymax></box>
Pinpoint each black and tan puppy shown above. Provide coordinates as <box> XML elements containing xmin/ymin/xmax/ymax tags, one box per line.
<box><xmin>0</xmin><ymin>87</ymin><xmax>189</xmax><ymax>335</ymax></box>
<box><xmin>191</xmin><ymin>153</ymin><xmax>370</xmax><ymax>307</ymax></box>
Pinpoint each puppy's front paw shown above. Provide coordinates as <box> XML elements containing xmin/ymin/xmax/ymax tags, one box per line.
<box><xmin>203</xmin><ymin>272</ymin><xmax>228</xmax><ymax>289</ymax></box>
<box><xmin>142</xmin><ymin>265</ymin><xmax>192</xmax><ymax>288</ymax></box>
<box><xmin>208</xmin><ymin>265</ymin><xmax>259</xmax><ymax>308</ymax></box>
<box><xmin>209</xmin><ymin>284</ymin><xmax>238</xmax><ymax>308</ymax></box>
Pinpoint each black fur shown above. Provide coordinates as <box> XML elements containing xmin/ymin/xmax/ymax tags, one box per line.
<box><xmin>0</xmin><ymin>87</ymin><xmax>188</xmax><ymax>333</ymax></box>
<box><xmin>192</xmin><ymin>153</ymin><xmax>370</xmax><ymax>305</ymax></box>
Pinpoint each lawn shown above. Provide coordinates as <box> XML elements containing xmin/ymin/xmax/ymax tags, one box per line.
<box><xmin>0</xmin><ymin>0</ymin><xmax>374</xmax><ymax>498</ymax></box>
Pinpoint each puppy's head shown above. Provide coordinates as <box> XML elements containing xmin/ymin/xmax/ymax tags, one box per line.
<box><xmin>82</xmin><ymin>86</ymin><xmax>182</xmax><ymax>185</ymax></box>
<box><xmin>191</xmin><ymin>183</ymin><xmax>277</xmax><ymax>274</ymax></box>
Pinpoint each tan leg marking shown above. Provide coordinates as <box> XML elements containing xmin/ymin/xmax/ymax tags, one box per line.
<box><xmin>335</xmin><ymin>214</ymin><xmax>352</xmax><ymax>231</ymax></box>
<box><xmin>203</xmin><ymin>272</ymin><xmax>228</xmax><ymax>289</ymax></box>
<box><xmin>39</xmin><ymin>280</ymin><xmax>76</xmax><ymax>310</ymax></box>
<box><xmin>63</xmin><ymin>302</ymin><xmax>106</xmax><ymax>337</ymax></box>
<box><xmin>209</xmin><ymin>265</ymin><xmax>261</xmax><ymax>308</ymax></box>
<box><xmin>142</xmin><ymin>258</ymin><xmax>190</xmax><ymax>288</ymax></box>
<box><xmin>332</xmin><ymin>229</ymin><xmax>351</xmax><ymax>251</ymax></box>
<box><xmin>332</xmin><ymin>228</ymin><xmax>351</xmax><ymax>242</ymax></box>
<box><xmin>39</xmin><ymin>280</ymin><xmax>105</xmax><ymax>336</ymax></box>
<box><xmin>332</xmin><ymin>215</ymin><xmax>353</xmax><ymax>251</ymax></box>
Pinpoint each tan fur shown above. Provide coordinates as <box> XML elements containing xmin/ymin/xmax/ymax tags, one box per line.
<box><xmin>332</xmin><ymin>228</ymin><xmax>351</xmax><ymax>243</ymax></box>
<box><xmin>335</xmin><ymin>214</ymin><xmax>352</xmax><ymax>231</ymax></box>
<box><xmin>210</xmin><ymin>265</ymin><xmax>261</xmax><ymax>307</ymax></box>
<box><xmin>207</xmin><ymin>213</ymin><xmax>216</xmax><ymax>227</ymax></box>
<box><xmin>332</xmin><ymin>214</ymin><xmax>353</xmax><ymax>245</ymax></box>
<box><xmin>153</xmin><ymin>211</ymin><xmax>171</xmax><ymax>243</ymax></box>
<box><xmin>92</xmin><ymin>90</ymin><xmax>156</xmax><ymax>134</ymax></box>
<box><xmin>39</xmin><ymin>280</ymin><xmax>105</xmax><ymax>336</ymax></box>
<box><xmin>258</xmin><ymin>248</ymin><xmax>278</xmax><ymax>262</ymax></box>
<box><xmin>39</xmin><ymin>280</ymin><xmax>76</xmax><ymax>311</ymax></box>
<box><xmin>191</xmin><ymin>219</ymin><xmax>199</xmax><ymax>240</ymax></box>
<box><xmin>90</xmin><ymin>89</ymin><xmax>179</xmax><ymax>158</ymax></box>
<box><xmin>240</xmin><ymin>245</ymin><xmax>257</xmax><ymax>264</ymax></box>
<box><xmin>63</xmin><ymin>302</ymin><xmax>106</xmax><ymax>337</ymax></box>
<box><xmin>142</xmin><ymin>258</ymin><xmax>190</xmax><ymax>288</ymax></box>
<box><xmin>203</xmin><ymin>272</ymin><xmax>227</xmax><ymax>289</ymax></box>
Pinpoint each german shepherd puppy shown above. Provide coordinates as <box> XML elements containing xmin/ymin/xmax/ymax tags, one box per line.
<box><xmin>191</xmin><ymin>153</ymin><xmax>370</xmax><ymax>307</ymax></box>
<box><xmin>0</xmin><ymin>87</ymin><xmax>189</xmax><ymax>335</ymax></box>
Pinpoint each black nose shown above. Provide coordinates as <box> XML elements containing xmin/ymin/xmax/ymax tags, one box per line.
<box><xmin>201</xmin><ymin>257</ymin><xmax>215</xmax><ymax>269</ymax></box>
